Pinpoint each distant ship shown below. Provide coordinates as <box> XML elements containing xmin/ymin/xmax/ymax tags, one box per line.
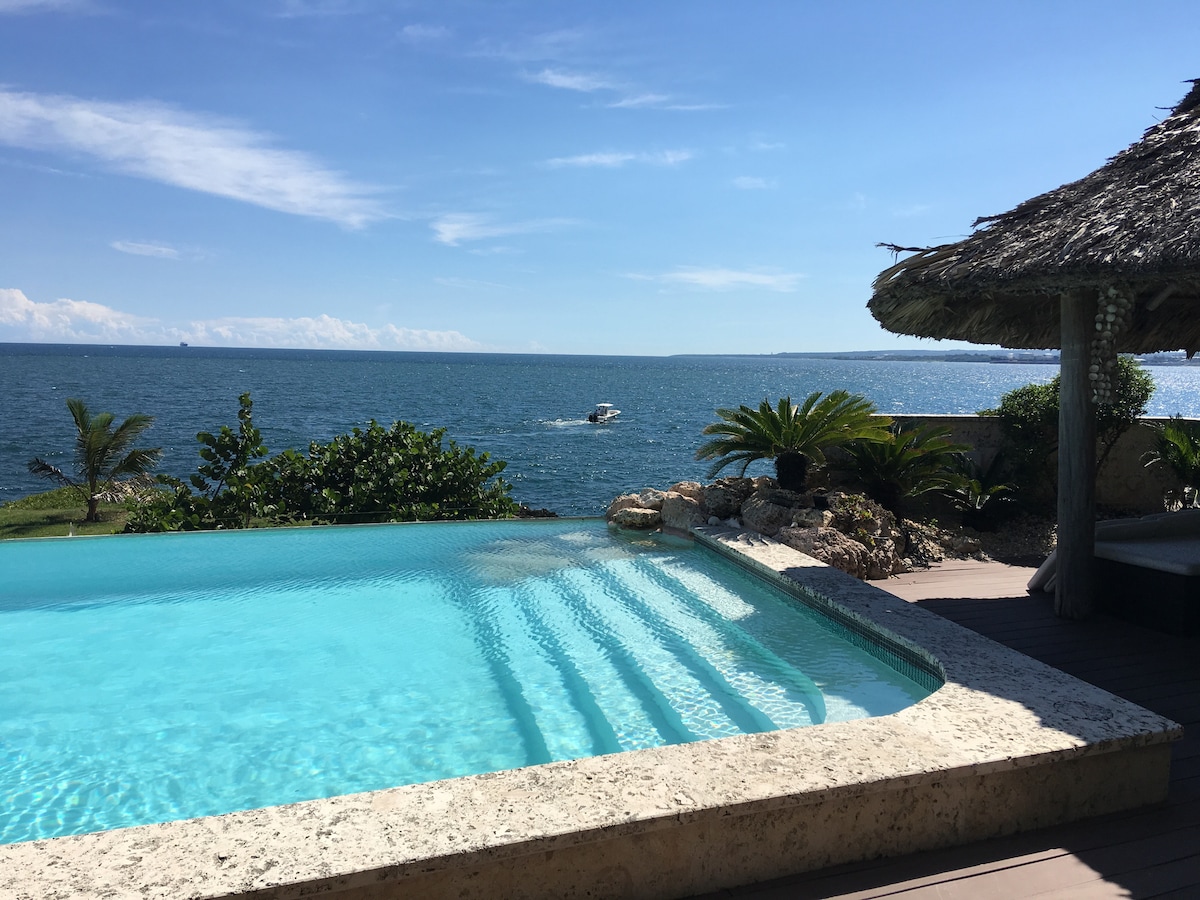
<box><xmin>179</xmin><ymin>342</ymin><xmax>189</xmax><ymax>347</ymax></box>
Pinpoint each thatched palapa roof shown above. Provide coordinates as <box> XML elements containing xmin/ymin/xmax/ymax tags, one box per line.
<box><xmin>870</xmin><ymin>81</ymin><xmax>1200</xmax><ymax>354</ymax></box>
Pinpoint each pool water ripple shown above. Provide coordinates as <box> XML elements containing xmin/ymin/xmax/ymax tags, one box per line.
<box><xmin>0</xmin><ymin>520</ymin><xmax>933</xmax><ymax>844</ymax></box>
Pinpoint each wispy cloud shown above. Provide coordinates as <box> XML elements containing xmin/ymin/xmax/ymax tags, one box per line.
<box><xmin>0</xmin><ymin>89</ymin><xmax>387</xmax><ymax>228</ymax></box>
<box><xmin>605</xmin><ymin>93</ymin><xmax>670</xmax><ymax>109</ymax></box>
<box><xmin>111</xmin><ymin>240</ymin><xmax>180</xmax><ymax>259</ymax></box>
<box><xmin>275</xmin><ymin>0</ymin><xmax>361</xmax><ymax>18</ymax></box>
<box><xmin>0</xmin><ymin>288</ymin><xmax>482</xmax><ymax>350</ymax></box>
<box><xmin>0</xmin><ymin>0</ymin><xmax>88</xmax><ymax>12</ymax></box>
<box><xmin>732</xmin><ymin>176</ymin><xmax>776</xmax><ymax>190</ymax></box>
<box><xmin>545</xmin><ymin>149</ymin><xmax>692</xmax><ymax>168</ymax></box>
<box><xmin>473</xmin><ymin>29</ymin><xmax>588</xmax><ymax>64</ymax></box>
<box><xmin>628</xmin><ymin>267</ymin><xmax>804</xmax><ymax>292</ymax></box>
<box><xmin>430</xmin><ymin>212</ymin><xmax>574</xmax><ymax>246</ymax></box>
<box><xmin>525</xmin><ymin>68</ymin><xmax>614</xmax><ymax>93</ymax></box>
<box><xmin>400</xmin><ymin>23</ymin><xmax>450</xmax><ymax>42</ymax></box>
<box><xmin>524</xmin><ymin>66</ymin><xmax>716</xmax><ymax>111</ymax></box>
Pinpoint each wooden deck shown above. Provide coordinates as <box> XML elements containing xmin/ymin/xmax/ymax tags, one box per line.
<box><xmin>697</xmin><ymin>559</ymin><xmax>1200</xmax><ymax>900</ymax></box>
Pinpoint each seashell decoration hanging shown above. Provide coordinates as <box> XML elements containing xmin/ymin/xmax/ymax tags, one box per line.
<box><xmin>1089</xmin><ymin>286</ymin><xmax>1132</xmax><ymax>405</ymax></box>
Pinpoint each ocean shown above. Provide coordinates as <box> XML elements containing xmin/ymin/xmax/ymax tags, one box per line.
<box><xmin>4</xmin><ymin>343</ymin><xmax>1200</xmax><ymax>517</ymax></box>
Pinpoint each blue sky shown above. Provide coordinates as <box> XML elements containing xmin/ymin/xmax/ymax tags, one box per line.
<box><xmin>1</xmin><ymin>0</ymin><xmax>1197</xmax><ymax>355</ymax></box>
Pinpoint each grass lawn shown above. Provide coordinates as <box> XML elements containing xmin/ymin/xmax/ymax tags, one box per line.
<box><xmin>0</xmin><ymin>488</ymin><xmax>129</xmax><ymax>540</ymax></box>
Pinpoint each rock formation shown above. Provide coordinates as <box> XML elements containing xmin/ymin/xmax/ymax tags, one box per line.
<box><xmin>605</xmin><ymin>477</ymin><xmax>911</xmax><ymax>581</ymax></box>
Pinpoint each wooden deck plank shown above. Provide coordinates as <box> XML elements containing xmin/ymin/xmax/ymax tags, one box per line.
<box><xmin>696</xmin><ymin>558</ymin><xmax>1199</xmax><ymax>900</ymax></box>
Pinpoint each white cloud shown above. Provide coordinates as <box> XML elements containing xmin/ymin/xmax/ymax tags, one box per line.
<box><xmin>188</xmin><ymin>316</ymin><xmax>481</xmax><ymax>351</ymax></box>
<box><xmin>0</xmin><ymin>0</ymin><xmax>86</xmax><ymax>12</ymax></box>
<box><xmin>545</xmin><ymin>149</ymin><xmax>692</xmax><ymax>168</ymax></box>
<box><xmin>629</xmin><ymin>268</ymin><xmax>804</xmax><ymax>292</ymax></box>
<box><xmin>0</xmin><ymin>287</ymin><xmax>159</xmax><ymax>342</ymax></box>
<box><xmin>0</xmin><ymin>89</ymin><xmax>386</xmax><ymax>228</ymax></box>
<box><xmin>525</xmin><ymin>73</ymin><xmax>718</xmax><ymax>112</ymax></box>
<box><xmin>525</xmin><ymin>68</ymin><xmax>614</xmax><ymax>93</ymax></box>
<box><xmin>606</xmin><ymin>93</ymin><xmax>670</xmax><ymax>109</ymax></box>
<box><xmin>400</xmin><ymin>23</ymin><xmax>450</xmax><ymax>41</ymax></box>
<box><xmin>732</xmin><ymin>176</ymin><xmax>775</xmax><ymax>190</ymax></box>
<box><xmin>275</xmin><ymin>0</ymin><xmax>361</xmax><ymax>18</ymax></box>
<box><xmin>430</xmin><ymin>212</ymin><xmax>574</xmax><ymax>246</ymax></box>
<box><xmin>472</xmin><ymin>29</ymin><xmax>587</xmax><ymax>64</ymax></box>
<box><xmin>111</xmin><ymin>240</ymin><xmax>180</xmax><ymax>259</ymax></box>
<box><xmin>0</xmin><ymin>288</ymin><xmax>482</xmax><ymax>350</ymax></box>
<box><xmin>545</xmin><ymin>152</ymin><xmax>636</xmax><ymax>168</ymax></box>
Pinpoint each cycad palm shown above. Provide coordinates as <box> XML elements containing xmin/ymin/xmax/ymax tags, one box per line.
<box><xmin>840</xmin><ymin>421</ymin><xmax>970</xmax><ymax>513</ymax></box>
<box><xmin>696</xmin><ymin>391</ymin><xmax>890</xmax><ymax>492</ymax></box>
<box><xmin>28</xmin><ymin>398</ymin><xmax>162</xmax><ymax>521</ymax></box>
<box><xmin>1143</xmin><ymin>416</ymin><xmax>1200</xmax><ymax>507</ymax></box>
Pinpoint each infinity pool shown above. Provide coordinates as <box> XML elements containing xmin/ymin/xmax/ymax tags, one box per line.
<box><xmin>0</xmin><ymin>519</ymin><xmax>934</xmax><ymax>845</ymax></box>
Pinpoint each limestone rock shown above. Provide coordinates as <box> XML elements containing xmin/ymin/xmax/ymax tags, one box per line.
<box><xmin>777</xmin><ymin>526</ymin><xmax>870</xmax><ymax>578</ymax></box>
<box><xmin>661</xmin><ymin>492</ymin><xmax>706</xmax><ymax>533</ymax></box>
<box><xmin>668</xmin><ymin>481</ymin><xmax>705</xmax><ymax>505</ymax></box>
<box><xmin>606</xmin><ymin>493</ymin><xmax>641</xmax><ymax>518</ymax></box>
<box><xmin>634</xmin><ymin>488</ymin><xmax>668</xmax><ymax>510</ymax></box>
<box><xmin>739</xmin><ymin>493</ymin><xmax>796</xmax><ymax>537</ymax></box>
<box><xmin>611</xmin><ymin>507</ymin><xmax>661</xmax><ymax>529</ymax></box>
<box><xmin>791</xmin><ymin>507</ymin><xmax>833</xmax><ymax>529</ymax></box>
<box><xmin>701</xmin><ymin>478</ymin><xmax>756</xmax><ymax>519</ymax></box>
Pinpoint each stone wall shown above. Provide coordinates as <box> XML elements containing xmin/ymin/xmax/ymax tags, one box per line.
<box><xmin>893</xmin><ymin>415</ymin><xmax>1187</xmax><ymax>514</ymax></box>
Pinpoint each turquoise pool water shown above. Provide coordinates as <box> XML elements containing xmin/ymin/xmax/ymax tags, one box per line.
<box><xmin>0</xmin><ymin>520</ymin><xmax>934</xmax><ymax>844</ymax></box>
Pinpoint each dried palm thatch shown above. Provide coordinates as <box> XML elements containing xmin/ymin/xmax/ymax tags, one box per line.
<box><xmin>870</xmin><ymin>81</ymin><xmax>1200</xmax><ymax>355</ymax></box>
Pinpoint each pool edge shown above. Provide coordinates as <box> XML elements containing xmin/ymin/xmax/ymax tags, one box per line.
<box><xmin>0</xmin><ymin>527</ymin><xmax>1181</xmax><ymax>900</ymax></box>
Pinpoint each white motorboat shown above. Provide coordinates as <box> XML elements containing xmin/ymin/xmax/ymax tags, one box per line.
<box><xmin>587</xmin><ymin>403</ymin><xmax>620</xmax><ymax>424</ymax></box>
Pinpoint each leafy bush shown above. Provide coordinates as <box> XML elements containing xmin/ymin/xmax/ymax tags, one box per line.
<box><xmin>265</xmin><ymin>420</ymin><xmax>519</xmax><ymax>524</ymax></box>
<box><xmin>126</xmin><ymin>394</ymin><xmax>519</xmax><ymax>532</ymax></box>
<box><xmin>980</xmin><ymin>356</ymin><xmax>1155</xmax><ymax>510</ymax></box>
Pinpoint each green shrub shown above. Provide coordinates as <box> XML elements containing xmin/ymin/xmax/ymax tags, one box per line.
<box><xmin>980</xmin><ymin>356</ymin><xmax>1155</xmax><ymax>511</ymax></box>
<box><xmin>126</xmin><ymin>394</ymin><xmax>519</xmax><ymax>532</ymax></box>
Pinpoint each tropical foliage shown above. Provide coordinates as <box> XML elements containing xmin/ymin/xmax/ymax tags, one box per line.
<box><xmin>1143</xmin><ymin>415</ymin><xmax>1200</xmax><ymax>508</ymax></box>
<box><xmin>27</xmin><ymin>398</ymin><xmax>161</xmax><ymax>522</ymax></box>
<box><xmin>126</xmin><ymin>393</ymin><xmax>519</xmax><ymax>532</ymax></box>
<box><xmin>980</xmin><ymin>356</ymin><xmax>1155</xmax><ymax>509</ymax></box>
<box><xmin>941</xmin><ymin>453</ymin><xmax>1015</xmax><ymax>530</ymax></box>
<box><xmin>696</xmin><ymin>391</ymin><xmax>891</xmax><ymax>493</ymax></box>
<box><xmin>839</xmin><ymin>421</ymin><xmax>970</xmax><ymax>513</ymax></box>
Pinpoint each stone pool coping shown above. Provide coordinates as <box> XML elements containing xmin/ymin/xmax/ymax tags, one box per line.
<box><xmin>1</xmin><ymin>526</ymin><xmax>1182</xmax><ymax>900</ymax></box>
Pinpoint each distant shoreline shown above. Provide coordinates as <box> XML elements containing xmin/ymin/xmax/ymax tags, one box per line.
<box><xmin>674</xmin><ymin>350</ymin><xmax>1200</xmax><ymax>366</ymax></box>
<box><xmin>2</xmin><ymin>342</ymin><xmax>1197</xmax><ymax>366</ymax></box>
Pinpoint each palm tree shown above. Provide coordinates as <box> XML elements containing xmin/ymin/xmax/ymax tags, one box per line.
<box><xmin>839</xmin><ymin>421</ymin><xmax>970</xmax><ymax>513</ymax></box>
<box><xmin>28</xmin><ymin>398</ymin><xmax>162</xmax><ymax>521</ymax></box>
<box><xmin>1143</xmin><ymin>416</ymin><xmax>1200</xmax><ymax>508</ymax></box>
<box><xmin>696</xmin><ymin>391</ymin><xmax>891</xmax><ymax>493</ymax></box>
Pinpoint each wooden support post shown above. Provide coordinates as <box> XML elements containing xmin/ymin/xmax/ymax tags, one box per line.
<box><xmin>1056</xmin><ymin>291</ymin><xmax>1097</xmax><ymax>619</ymax></box>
